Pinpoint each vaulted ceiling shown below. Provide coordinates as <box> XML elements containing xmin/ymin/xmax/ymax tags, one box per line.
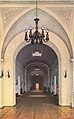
<box><xmin>16</xmin><ymin>44</ymin><xmax>57</xmax><ymax>68</ymax></box>
<box><xmin>1</xmin><ymin>7</ymin><xmax>73</xmax><ymax>58</ymax></box>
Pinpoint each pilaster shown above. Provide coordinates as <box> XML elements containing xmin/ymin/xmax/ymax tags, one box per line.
<box><xmin>70</xmin><ymin>58</ymin><xmax>74</xmax><ymax>107</ymax></box>
<box><xmin>0</xmin><ymin>59</ymin><xmax>4</xmax><ymax>108</ymax></box>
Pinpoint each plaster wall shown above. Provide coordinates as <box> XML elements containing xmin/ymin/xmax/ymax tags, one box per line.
<box><xmin>2</xmin><ymin>31</ymin><xmax>70</xmax><ymax>106</ymax></box>
<box><xmin>3</xmin><ymin>33</ymin><xmax>25</xmax><ymax>106</ymax></box>
<box><xmin>0</xmin><ymin>2</ymin><xmax>74</xmax><ymax>107</ymax></box>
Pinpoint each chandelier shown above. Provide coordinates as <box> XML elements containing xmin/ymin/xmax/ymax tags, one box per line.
<box><xmin>24</xmin><ymin>0</ymin><xmax>49</xmax><ymax>44</ymax></box>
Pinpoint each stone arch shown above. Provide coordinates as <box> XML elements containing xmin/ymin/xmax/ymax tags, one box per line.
<box><xmin>3</xmin><ymin>31</ymin><xmax>71</xmax><ymax>106</ymax></box>
<box><xmin>1</xmin><ymin>7</ymin><xmax>73</xmax><ymax>59</ymax></box>
<box><xmin>0</xmin><ymin>6</ymin><xmax>72</xmax><ymax>107</ymax></box>
<box><xmin>14</xmin><ymin>40</ymin><xmax>61</xmax><ymax>104</ymax></box>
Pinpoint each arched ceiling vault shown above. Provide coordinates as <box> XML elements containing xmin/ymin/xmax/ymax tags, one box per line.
<box><xmin>26</xmin><ymin>62</ymin><xmax>49</xmax><ymax>72</ymax></box>
<box><xmin>30</xmin><ymin>70</ymin><xmax>44</xmax><ymax>77</ymax></box>
<box><xmin>16</xmin><ymin>44</ymin><xmax>57</xmax><ymax>68</ymax></box>
<box><xmin>1</xmin><ymin>8</ymin><xmax>73</xmax><ymax>59</ymax></box>
<box><xmin>26</xmin><ymin>63</ymin><xmax>48</xmax><ymax>77</ymax></box>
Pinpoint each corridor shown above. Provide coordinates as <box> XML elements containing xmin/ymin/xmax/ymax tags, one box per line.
<box><xmin>0</xmin><ymin>91</ymin><xmax>74</xmax><ymax>119</ymax></box>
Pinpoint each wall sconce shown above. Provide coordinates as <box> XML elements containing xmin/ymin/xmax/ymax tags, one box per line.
<box><xmin>64</xmin><ymin>70</ymin><xmax>67</xmax><ymax>78</ymax></box>
<box><xmin>7</xmin><ymin>70</ymin><xmax>10</xmax><ymax>78</ymax></box>
<box><xmin>0</xmin><ymin>70</ymin><xmax>4</xmax><ymax>78</ymax></box>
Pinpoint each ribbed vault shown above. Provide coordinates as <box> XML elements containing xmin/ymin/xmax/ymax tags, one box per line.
<box><xmin>1</xmin><ymin>8</ymin><xmax>73</xmax><ymax>59</ymax></box>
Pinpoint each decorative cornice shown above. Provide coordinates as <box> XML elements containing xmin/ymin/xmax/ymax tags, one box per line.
<box><xmin>0</xmin><ymin>6</ymin><xmax>74</xmax><ymax>30</ymax></box>
<box><xmin>47</xmin><ymin>7</ymin><xmax>74</xmax><ymax>29</ymax></box>
<box><xmin>0</xmin><ymin>1</ymin><xmax>74</xmax><ymax>5</ymax></box>
<box><xmin>1</xmin><ymin>7</ymin><xmax>27</xmax><ymax>29</ymax></box>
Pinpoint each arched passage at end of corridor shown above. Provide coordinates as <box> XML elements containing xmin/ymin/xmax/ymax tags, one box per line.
<box><xmin>14</xmin><ymin>43</ymin><xmax>60</xmax><ymax>106</ymax></box>
<box><xmin>24</xmin><ymin>62</ymin><xmax>50</xmax><ymax>91</ymax></box>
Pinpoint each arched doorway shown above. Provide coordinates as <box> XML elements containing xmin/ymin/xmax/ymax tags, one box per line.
<box><xmin>15</xmin><ymin>44</ymin><xmax>59</xmax><ymax>103</ymax></box>
<box><xmin>0</xmin><ymin>5</ymin><xmax>73</xmax><ymax>108</ymax></box>
<box><xmin>31</xmin><ymin>75</ymin><xmax>43</xmax><ymax>90</ymax></box>
<box><xmin>1</xmin><ymin>29</ymin><xmax>71</xmax><ymax>107</ymax></box>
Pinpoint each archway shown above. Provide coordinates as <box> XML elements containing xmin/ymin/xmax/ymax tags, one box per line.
<box><xmin>1</xmin><ymin>8</ymin><xmax>73</xmax><ymax>59</ymax></box>
<box><xmin>15</xmin><ymin>43</ymin><xmax>58</xmax><ymax>96</ymax></box>
<box><xmin>31</xmin><ymin>75</ymin><xmax>43</xmax><ymax>90</ymax></box>
<box><xmin>0</xmin><ymin>6</ymin><xmax>73</xmax><ymax>107</ymax></box>
<box><xmin>13</xmin><ymin>37</ymin><xmax>61</xmax><ymax>102</ymax></box>
<box><xmin>2</xmin><ymin>31</ymin><xmax>71</xmax><ymax>107</ymax></box>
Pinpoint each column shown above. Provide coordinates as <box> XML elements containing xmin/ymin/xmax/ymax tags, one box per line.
<box><xmin>70</xmin><ymin>59</ymin><xmax>74</xmax><ymax>107</ymax></box>
<box><xmin>50</xmin><ymin>78</ymin><xmax>53</xmax><ymax>93</ymax></box>
<box><xmin>29</xmin><ymin>76</ymin><xmax>31</xmax><ymax>90</ymax></box>
<box><xmin>54</xmin><ymin>75</ymin><xmax>57</xmax><ymax>95</ymax></box>
<box><xmin>27</xmin><ymin>73</ymin><xmax>30</xmax><ymax>91</ymax></box>
<box><xmin>73</xmin><ymin>59</ymin><xmax>74</xmax><ymax>107</ymax></box>
<box><xmin>0</xmin><ymin>59</ymin><xmax>4</xmax><ymax>108</ymax></box>
<box><xmin>18</xmin><ymin>76</ymin><xmax>21</xmax><ymax>95</ymax></box>
<box><xmin>21</xmin><ymin>76</ymin><xmax>24</xmax><ymax>93</ymax></box>
<box><xmin>70</xmin><ymin>12</ymin><xmax>74</xmax><ymax>107</ymax></box>
<box><xmin>48</xmin><ymin>68</ymin><xmax>50</xmax><ymax>86</ymax></box>
<box><xmin>25</xmin><ymin>71</ymin><xmax>27</xmax><ymax>92</ymax></box>
<box><xmin>44</xmin><ymin>74</ymin><xmax>48</xmax><ymax>87</ymax></box>
<box><xmin>28</xmin><ymin>74</ymin><xmax>31</xmax><ymax>91</ymax></box>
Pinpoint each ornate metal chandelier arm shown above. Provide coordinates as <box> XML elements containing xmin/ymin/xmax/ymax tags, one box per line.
<box><xmin>29</xmin><ymin>28</ymin><xmax>32</xmax><ymax>38</ymax></box>
<box><xmin>43</xmin><ymin>31</ymin><xmax>49</xmax><ymax>42</ymax></box>
<box><xmin>31</xmin><ymin>40</ymin><xmax>34</xmax><ymax>44</ymax></box>
<box><xmin>24</xmin><ymin>32</ymin><xmax>30</xmax><ymax>42</ymax></box>
<box><xmin>42</xmin><ymin>28</ymin><xmax>45</xmax><ymax>37</ymax></box>
<box><xmin>46</xmin><ymin>31</ymin><xmax>49</xmax><ymax>41</ymax></box>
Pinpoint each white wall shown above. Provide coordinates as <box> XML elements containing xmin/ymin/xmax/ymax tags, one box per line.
<box><xmin>0</xmin><ymin>2</ymin><xmax>73</xmax><ymax>107</ymax></box>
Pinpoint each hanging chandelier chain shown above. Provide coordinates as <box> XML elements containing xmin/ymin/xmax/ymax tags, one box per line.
<box><xmin>36</xmin><ymin>0</ymin><xmax>37</xmax><ymax>18</ymax></box>
<box><xmin>24</xmin><ymin>0</ymin><xmax>49</xmax><ymax>44</ymax></box>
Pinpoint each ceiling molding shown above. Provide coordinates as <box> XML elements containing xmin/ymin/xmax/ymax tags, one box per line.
<box><xmin>0</xmin><ymin>1</ymin><xmax>74</xmax><ymax>5</ymax></box>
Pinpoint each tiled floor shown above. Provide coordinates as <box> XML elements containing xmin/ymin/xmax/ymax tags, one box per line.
<box><xmin>0</xmin><ymin>90</ymin><xmax>74</xmax><ymax>119</ymax></box>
